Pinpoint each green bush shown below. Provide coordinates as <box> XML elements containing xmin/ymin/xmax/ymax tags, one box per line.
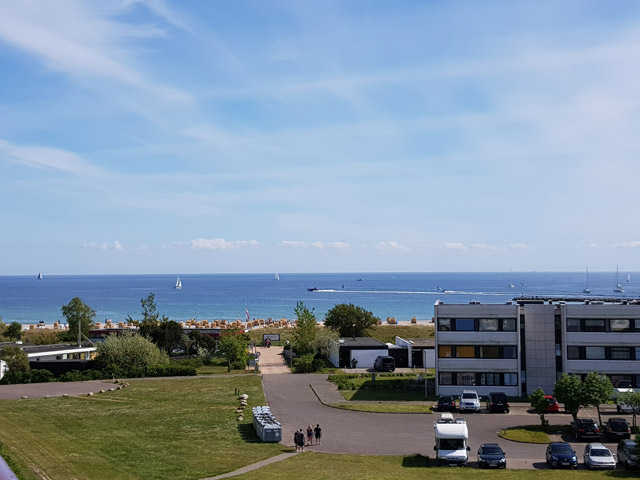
<box><xmin>293</xmin><ymin>353</ymin><xmax>314</xmax><ymax>373</ymax></box>
<box><xmin>59</xmin><ymin>369</ymin><xmax>108</xmax><ymax>382</ymax></box>
<box><xmin>29</xmin><ymin>369</ymin><xmax>55</xmax><ymax>383</ymax></box>
<box><xmin>171</xmin><ymin>357</ymin><xmax>204</xmax><ymax>368</ymax></box>
<box><xmin>0</xmin><ymin>370</ymin><xmax>31</xmax><ymax>385</ymax></box>
<box><xmin>231</xmin><ymin>359</ymin><xmax>247</xmax><ymax>370</ymax></box>
<box><xmin>328</xmin><ymin>373</ymin><xmax>419</xmax><ymax>390</ymax></box>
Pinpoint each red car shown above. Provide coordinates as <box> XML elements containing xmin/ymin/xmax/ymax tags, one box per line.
<box><xmin>544</xmin><ymin>395</ymin><xmax>560</xmax><ymax>413</ymax></box>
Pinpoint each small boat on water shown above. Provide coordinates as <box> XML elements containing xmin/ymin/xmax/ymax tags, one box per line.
<box><xmin>174</xmin><ymin>275</ymin><xmax>182</xmax><ymax>290</ymax></box>
<box><xmin>307</xmin><ymin>287</ymin><xmax>318</xmax><ymax>292</ymax></box>
<box><xmin>614</xmin><ymin>266</ymin><xmax>624</xmax><ymax>293</ymax></box>
<box><xmin>508</xmin><ymin>283</ymin><xmax>515</xmax><ymax>288</ymax></box>
<box><xmin>38</xmin><ymin>272</ymin><xmax>43</xmax><ymax>280</ymax></box>
<box><xmin>274</xmin><ymin>273</ymin><xmax>280</xmax><ymax>281</ymax></box>
<box><xmin>627</xmin><ymin>273</ymin><xmax>631</xmax><ymax>283</ymax></box>
<box><xmin>583</xmin><ymin>267</ymin><xmax>591</xmax><ymax>294</ymax></box>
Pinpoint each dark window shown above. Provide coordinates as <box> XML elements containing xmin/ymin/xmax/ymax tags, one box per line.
<box><xmin>479</xmin><ymin>346</ymin><xmax>500</xmax><ymax>358</ymax></box>
<box><xmin>502</xmin><ymin>318</ymin><xmax>516</xmax><ymax>331</ymax></box>
<box><xmin>584</xmin><ymin>319</ymin><xmax>606</xmax><ymax>332</ymax></box>
<box><xmin>455</xmin><ymin>318</ymin><xmax>475</xmax><ymax>331</ymax></box>
<box><xmin>567</xmin><ymin>319</ymin><xmax>581</xmax><ymax>332</ymax></box>
<box><xmin>567</xmin><ymin>346</ymin><xmax>581</xmax><ymax>359</ymax></box>
<box><xmin>456</xmin><ymin>372</ymin><xmax>476</xmax><ymax>385</ymax></box>
<box><xmin>502</xmin><ymin>346</ymin><xmax>517</xmax><ymax>359</ymax></box>
<box><xmin>610</xmin><ymin>347</ymin><xmax>631</xmax><ymax>360</ymax></box>
<box><xmin>438</xmin><ymin>318</ymin><xmax>451</xmax><ymax>331</ymax></box>
<box><xmin>480</xmin><ymin>373</ymin><xmax>500</xmax><ymax>385</ymax></box>
<box><xmin>439</xmin><ymin>372</ymin><xmax>454</xmax><ymax>385</ymax></box>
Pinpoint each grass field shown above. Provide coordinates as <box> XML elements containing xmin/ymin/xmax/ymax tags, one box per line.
<box><xmin>229</xmin><ymin>452</ymin><xmax>638</xmax><ymax>479</ymax></box>
<box><xmin>0</xmin><ymin>377</ymin><xmax>289</xmax><ymax>480</ymax></box>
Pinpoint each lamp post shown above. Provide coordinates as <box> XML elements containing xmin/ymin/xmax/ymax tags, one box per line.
<box><xmin>352</xmin><ymin>323</ymin><xmax>356</xmax><ymax>341</ymax></box>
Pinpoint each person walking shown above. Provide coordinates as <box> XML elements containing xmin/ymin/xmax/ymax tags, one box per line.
<box><xmin>294</xmin><ymin>429</ymin><xmax>305</xmax><ymax>453</ymax></box>
<box><xmin>306</xmin><ymin>425</ymin><xmax>314</xmax><ymax>446</ymax></box>
<box><xmin>314</xmin><ymin>424</ymin><xmax>322</xmax><ymax>445</ymax></box>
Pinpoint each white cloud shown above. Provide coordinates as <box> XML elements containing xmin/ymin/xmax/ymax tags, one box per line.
<box><xmin>0</xmin><ymin>139</ymin><xmax>103</xmax><ymax>175</ymax></box>
<box><xmin>281</xmin><ymin>240</ymin><xmax>350</xmax><ymax>250</ymax></box>
<box><xmin>325</xmin><ymin>242</ymin><xmax>350</xmax><ymax>250</ymax></box>
<box><xmin>442</xmin><ymin>242</ymin><xmax>466</xmax><ymax>250</ymax></box>
<box><xmin>507</xmin><ymin>243</ymin><xmax>530</xmax><ymax>250</ymax></box>
<box><xmin>83</xmin><ymin>241</ymin><xmax>124</xmax><ymax>251</ymax></box>
<box><xmin>374</xmin><ymin>241</ymin><xmax>410</xmax><ymax>252</ymax></box>
<box><xmin>587</xmin><ymin>243</ymin><xmax>599</xmax><ymax>249</ymax></box>
<box><xmin>612</xmin><ymin>241</ymin><xmax>640</xmax><ymax>248</ymax></box>
<box><xmin>473</xmin><ymin>243</ymin><xmax>497</xmax><ymax>250</ymax></box>
<box><xmin>189</xmin><ymin>238</ymin><xmax>259</xmax><ymax>250</ymax></box>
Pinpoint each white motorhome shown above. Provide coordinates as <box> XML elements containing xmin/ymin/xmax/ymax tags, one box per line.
<box><xmin>433</xmin><ymin>413</ymin><xmax>469</xmax><ymax>466</ymax></box>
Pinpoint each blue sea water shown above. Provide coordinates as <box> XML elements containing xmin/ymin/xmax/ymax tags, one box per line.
<box><xmin>0</xmin><ymin>272</ymin><xmax>637</xmax><ymax>325</ymax></box>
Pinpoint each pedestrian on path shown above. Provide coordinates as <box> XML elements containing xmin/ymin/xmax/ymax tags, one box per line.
<box><xmin>306</xmin><ymin>425</ymin><xmax>314</xmax><ymax>446</ymax></box>
<box><xmin>314</xmin><ymin>424</ymin><xmax>322</xmax><ymax>445</ymax></box>
<box><xmin>294</xmin><ymin>429</ymin><xmax>305</xmax><ymax>453</ymax></box>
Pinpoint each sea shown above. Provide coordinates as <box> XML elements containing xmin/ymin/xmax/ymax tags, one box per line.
<box><xmin>0</xmin><ymin>271</ymin><xmax>637</xmax><ymax>326</ymax></box>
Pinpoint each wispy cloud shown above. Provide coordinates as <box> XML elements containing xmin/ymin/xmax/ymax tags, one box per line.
<box><xmin>0</xmin><ymin>139</ymin><xmax>103</xmax><ymax>175</ymax></box>
<box><xmin>187</xmin><ymin>238</ymin><xmax>260</xmax><ymax>250</ymax></box>
<box><xmin>84</xmin><ymin>241</ymin><xmax>124</xmax><ymax>251</ymax></box>
<box><xmin>374</xmin><ymin>241</ymin><xmax>411</xmax><ymax>252</ymax></box>
<box><xmin>281</xmin><ymin>241</ymin><xmax>350</xmax><ymax>250</ymax></box>
<box><xmin>507</xmin><ymin>243</ymin><xmax>530</xmax><ymax>250</ymax></box>
<box><xmin>612</xmin><ymin>241</ymin><xmax>640</xmax><ymax>248</ymax></box>
<box><xmin>473</xmin><ymin>243</ymin><xmax>498</xmax><ymax>250</ymax></box>
<box><xmin>442</xmin><ymin>242</ymin><xmax>467</xmax><ymax>250</ymax></box>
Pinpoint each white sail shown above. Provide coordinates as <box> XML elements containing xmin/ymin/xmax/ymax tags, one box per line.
<box><xmin>627</xmin><ymin>273</ymin><xmax>631</xmax><ymax>283</ymax></box>
<box><xmin>174</xmin><ymin>275</ymin><xmax>182</xmax><ymax>290</ymax></box>
<box><xmin>274</xmin><ymin>273</ymin><xmax>280</xmax><ymax>281</ymax></box>
<box><xmin>614</xmin><ymin>266</ymin><xmax>624</xmax><ymax>293</ymax></box>
<box><xmin>38</xmin><ymin>272</ymin><xmax>43</xmax><ymax>280</ymax></box>
<box><xmin>583</xmin><ymin>266</ymin><xmax>591</xmax><ymax>294</ymax></box>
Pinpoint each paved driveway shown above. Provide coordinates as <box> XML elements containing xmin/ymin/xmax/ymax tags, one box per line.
<box><xmin>262</xmin><ymin>373</ymin><xmax>627</xmax><ymax>469</ymax></box>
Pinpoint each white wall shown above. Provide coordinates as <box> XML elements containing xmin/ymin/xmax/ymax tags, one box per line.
<box><xmin>350</xmin><ymin>349</ymin><xmax>388</xmax><ymax>368</ymax></box>
<box><xmin>0</xmin><ymin>359</ymin><xmax>6</xmax><ymax>380</ymax></box>
<box><xmin>424</xmin><ymin>349</ymin><xmax>435</xmax><ymax>368</ymax></box>
<box><xmin>329</xmin><ymin>341</ymin><xmax>340</xmax><ymax>367</ymax></box>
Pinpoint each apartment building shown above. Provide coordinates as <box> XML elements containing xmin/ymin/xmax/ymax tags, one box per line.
<box><xmin>434</xmin><ymin>299</ymin><xmax>640</xmax><ymax>397</ymax></box>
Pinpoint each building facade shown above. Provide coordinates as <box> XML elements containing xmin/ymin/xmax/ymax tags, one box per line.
<box><xmin>434</xmin><ymin>299</ymin><xmax>640</xmax><ymax>397</ymax></box>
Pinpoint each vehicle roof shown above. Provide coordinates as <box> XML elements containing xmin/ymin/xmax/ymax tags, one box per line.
<box><xmin>549</xmin><ymin>442</ymin><xmax>573</xmax><ymax>448</ymax></box>
<box><xmin>608</xmin><ymin>417</ymin><xmax>627</xmax><ymax>422</ymax></box>
<box><xmin>434</xmin><ymin>422</ymin><xmax>468</xmax><ymax>438</ymax></box>
<box><xmin>620</xmin><ymin>440</ymin><xmax>637</xmax><ymax>446</ymax></box>
<box><xmin>479</xmin><ymin>443</ymin><xmax>501</xmax><ymax>448</ymax></box>
<box><xmin>587</xmin><ymin>443</ymin><xmax>608</xmax><ymax>449</ymax></box>
<box><xmin>576</xmin><ymin>418</ymin><xmax>596</xmax><ymax>423</ymax></box>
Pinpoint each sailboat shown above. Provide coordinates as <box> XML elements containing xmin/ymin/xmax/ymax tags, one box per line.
<box><xmin>37</xmin><ymin>272</ymin><xmax>43</xmax><ymax>280</ymax></box>
<box><xmin>274</xmin><ymin>273</ymin><xmax>280</xmax><ymax>281</ymax></box>
<box><xmin>583</xmin><ymin>267</ymin><xmax>591</xmax><ymax>294</ymax></box>
<box><xmin>614</xmin><ymin>266</ymin><xmax>624</xmax><ymax>293</ymax></box>
<box><xmin>174</xmin><ymin>275</ymin><xmax>182</xmax><ymax>290</ymax></box>
<box><xmin>627</xmin><ymin>273</ymin><xmax>631</xmax><ymax>283</ymax></box>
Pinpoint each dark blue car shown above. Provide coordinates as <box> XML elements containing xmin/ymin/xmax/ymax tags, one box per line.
<box><xmin>477</xmin><ymin>443</ymin><xmax>506</xmax><ymax>469</ymax></box>
<box><xmin>546</xmin><ymin>442</ymin><xmax>578</xmax><ymax>469</ymax></box>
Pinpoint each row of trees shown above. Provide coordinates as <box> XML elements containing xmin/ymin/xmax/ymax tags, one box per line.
<box><xmin>530</xmin><ymin>372</ymin><xmax>640</xmax><ymax>427</ymax></box>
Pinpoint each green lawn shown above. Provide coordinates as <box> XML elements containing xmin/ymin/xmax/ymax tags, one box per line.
<box><xmin>340</xmin><ymin>388</ymin><xmax>428</xmax><ymax>402</ymax></box>
<box><xmin>195</xmin><ymin>359</ymin><xmax>257</xmax><ymax>375</ymax></box>
<box><xmin>229</xmin><ymin>452</ymin><xmax>637</xmax><ymax>479</ymax></box>
<box><xmin>0</xmin><ymin>377</ymin><xmax>289</xmax><ymax>480</ymax></box>
<box><xmin>329</xmin><ymin>403</ymin><xmax>433</xmax><ymax>413</ymax></box>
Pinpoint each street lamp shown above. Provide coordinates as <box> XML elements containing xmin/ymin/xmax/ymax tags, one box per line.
<box><xmin>352</xmin><ymin>323</ymin><xmax>356</xmax><ymax>341</ymax></box>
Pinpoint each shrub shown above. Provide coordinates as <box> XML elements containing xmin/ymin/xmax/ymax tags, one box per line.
<box><xmin>171</xmin><ymin>357</ymin><xmax>203</xmax><ymax>369</ymax></box>
<box><xmin>59</xmin><ymin>369</ymin><xmax>108</xmax><ymax>382</ymax></box>
<box><xmin>293</xmin><ymin>353</ymin><xmax>315</xmax><ymax>373</ymax></box>
<box><xmin>96</xmin><ymin>331</ymin><xmax>168</xmax><ymax>375</ymax></box>
<box><xmin>30</xmin><ymin>369</ymin><xmax>55</xmax><ymax>383</ymax></box>
<box><xmin>231</xmin><ymin>358</ymin><xmax>247</xmax><ymax>370</ymax></box>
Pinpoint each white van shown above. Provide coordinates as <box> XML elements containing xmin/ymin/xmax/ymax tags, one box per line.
<box><xmin>433</xmin><ymin>413</ymin><xmax>470</xmax><ymax>466</ymax></box>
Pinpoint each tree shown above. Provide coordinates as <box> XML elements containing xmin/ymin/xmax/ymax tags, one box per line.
<box><xmin>0</xmin><ymin>345</ymin><xmax>30</xmax><ymax>372</ymax></box>
<box><xmin>554</xmin><ymin>374</ymin><xmax>583</xmax><ymax>420</ymax></box>
<box><xmin>95</xmin><ymin>332</ymin><xmax>168</xmax><ymax>375</ymax></box>
<box><xmin>136</xmin><ymin>293</ymin><xmax>163</xmax><ymax>338</ymax></box>
<box><xmin>217</xmin><ymin>333</ymin><xmax>248</xmax><ymax>371</ymax></box>
<box><xmin>323</xmin><ymin>304</ymin><xmax>380</xmax><ymax>337</ymax></box>
<box><xmin>61</xmin><ymin>297</ymin><xmax>95</xmax><ymax>342</ymax></box>
<box><xmin>617</xmin><ymin>391</ymin><xmax>640</xmax><ymax>427</ymax></box>
<box><xmin>5</xmin><ymin>322</ymin><xmax>22</xmax><ymax>340</ymax></box>
<box><xmin>310</xmin><ymin>327</ymin><xmax>339</xmax><ymax>359</ymax></box>
<box><xmin>581</xmin><ymin>372</ymin><xmax>613</xmax><ymax>426</ymax></box>
<box><xmin>292</xmin><ymin>301</ymin><xmax>317</xmax><ymax>355</ymax></box>
<box><xmin>0</xmin><ymin>318</ymin><xmax>7</xmax><ymax>337</ymax></box>
<box><xmin>529</xmin><ymin>387</ymin><xmax>551</xmax><ymax>427</ymax></box>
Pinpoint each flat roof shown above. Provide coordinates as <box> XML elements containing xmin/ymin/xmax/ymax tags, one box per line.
<box><xmin>1</xmin><ymin>343</ymin><xmax>96</xmax><ymax>354</ymax></box>
<box><xmin>405</xmin><ymin>337</ymin><xmax>435</xmax><ymax>348</ymax></box>
<box><xmin>338</xmin><ymin>337</ymin><xmax>387</xmax><ymax>347</ymax></box>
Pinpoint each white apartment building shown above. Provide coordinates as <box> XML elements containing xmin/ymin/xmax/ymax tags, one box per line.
<box><xmin>434</xmin><ymin>299</ymin><xmax>640</xmax><ymax>397</ymax></box>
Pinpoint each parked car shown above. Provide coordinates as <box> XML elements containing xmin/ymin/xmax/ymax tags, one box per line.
<box><xmin>570</xmin><ymin>418</ymin><xmax>600</xmax><ymax>440</ymax></box>
<box><xmin>617</xmin><ymin>439</ymin><xmax>638</xmax><ymax>469</ymax></box>
<box><xmin>583</xmin><ymin>443</ymin><xmax>617</xmax><ymax>470</ymax></box>
<box><xmin>373</xmin><ymin>355</ymin><xmax>395</xmax><ymax>372</ymax></box>
<box><xmin>436</xmin><ymin>395</ymin><xmax>457</xmax><ymax>412</ymax></box>
<box><xmin>477</xmin><ymin>443</ymin><xmax>506</xmax><ymax>469</ymax></box>
<box><xmin>459</xmin><ymin>390</ymin><xmax>481</xmax><ymax>412</ymax></box>
<box><xmin>546</xmin><ymin>442</ymin><xmax>578</xmax><ymax>469</ymax></box>
<box><xmin>486</xmin><ymin>392</ymin><xmax>509</xmax><ymax>413</ymax></box>
<box><xmin>604</xmin><ymin>417</ymin><xmax>631</xmax><ymax>440</ymax></box>
<box><xmin>543</xmin><ymin>395</ymin><xmax>560</xmax><ymax>413</ymax></box>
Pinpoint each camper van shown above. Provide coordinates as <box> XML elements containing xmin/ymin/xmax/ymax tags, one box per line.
<box><xmin>433</xmin><ymin>413</ymin><xmax>469</xmax><ymax>466</ymax></box>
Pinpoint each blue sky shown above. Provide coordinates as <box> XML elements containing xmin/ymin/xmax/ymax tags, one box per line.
<box><xmin>1</xmin><ymin>0</ymin><xmax>640</xmax><ymax>275</ymax></box>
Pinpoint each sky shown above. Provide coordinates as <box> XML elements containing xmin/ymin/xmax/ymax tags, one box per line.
<box><xmin>1</xmin><ymin>0</ymin><xmax>640</xmax><ymax>275</ymax></box>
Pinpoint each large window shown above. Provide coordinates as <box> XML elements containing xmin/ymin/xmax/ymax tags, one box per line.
<box><xmin>456</xmin><ymin>319</ymin><xmax>475</xmax><ymax>331</ymax></box>
<box><xmin>584</xmin><ymin>319</ymin><xmax>606</xmax><ymax>332</ymax></box>
<box><xmin>502</xmin><ymin>318</ymin><xmax>517</xmax><ymax>331</ymax></box>
<box><xmin>504</xmin><ymin>373</ymin><xmax>518</xmax><ymax>386</ymax></box>
<box><xmin>438</xmin><ymin>345</ymin><xmax>453</xmax><ymax>358</ymax></box>
<box><xmin>585</xmin><ymin>346</ymin><xmax>605</xmax><ymax>360</ymax></box>
<box><xmin>610</xmin><ymin>347</ymin><xmax>632</xmax><ymax>360</ymax></box>
<box><xmin>457</xmin><ymin>372</ymin><xmax>476</xmax><ymax>385</ymax></box>
<box><xmin>567</xmin><ymin>346</ymin><xmax>581</xmax><ymax>359</ymax></box>
<box><xmin>438</xmin><ymin>318</ymin><xmax>452</xmax><ymax>331</ymax></box>
<box><xmin>502</xmin><ymin>346</ymin><xmax>517</xmax><ymax>359</ymax></box>
<box><xmin>479</xmin><ymin>346</ymin><xmax>500</xmax><ymax>358</ymax></box>
<box><xmin>479</xmin><ymin>318</ymin><xmax>499</xmax><ymax>331</ymax></box>
<box><xmin>567</xmin><ymin>319</ymin><xmax>581</xmax><ymax>332</ymax></box>
<box><xmin>439</xmin><ymin>372</ymin><xmax>454</xmax><ymax>385</ymax></box>
<box><xmin>480</xmin><ymin>373</ymin><xmax>501</xmax><ymax>385</ymax></box>
<box><xmin>610</xmin><ymin>319</ymin><xmax>631</xmax><ymax>332</ymax></box>
<box><xmin>455</xmin><ymin>346</ymin><xmax>475</xmax><ymax>358</ymax></box>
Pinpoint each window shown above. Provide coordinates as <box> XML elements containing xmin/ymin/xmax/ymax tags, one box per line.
<box><xmin>455</xmin><ymin>318</ymin><xmax>475</xmax><ymax>331</ymax></box>
<box><xmin>439</xmin><ymin>372</ymin><xmax>454</xmax><ymax>385</ymax></box>
<box><xmin>502</xmin><ymin>318</ymin><xmax>516</xmax><ymax>331</ymax></box>
<box><xmin>584</xmin><ymin>319</ymin><xmax>606</xmax><ymax>332</ymax></box>
<box><xmin>610</xmin><ymin>319</ymin><xmax>631</xmax><ymax>332</ymax></box>
<box><xmin>585</xmin><ymin>346</ymin><xmax>605</xmax><ymax>360</ymax></box>
<box><xmin>635</xmin><ymin>319</ymin><xmax>640</xmax><ymax>330</ymax></box>
<box><xmin>636</xmin><ymin>347</ymin><xmax>640</xmax><ymax>360</ymax></box>
<box><xmin>567</xmin><ymin>319</ymin><xmax>581</xmax><ymax>332</ymax></box>
<box><xmin>455</xmin><ymin>346</ymin><xmax>475</xmax><ymax>358</ymax></box>
<box><xmin>610</xmin><ymin>347</ymin><xmax>631</xmax><ymax>360</ymax></box>
<box><xmin>567</xmin><ymin>346</ymin><xmax>581</xmax><ymax>359</ymax></box>
<box><xmin>502</xmin><ymin>346</ymin><xmax>517</xmax><ymax>359</ymax></box>
<box><xmin>479</xmin><ymin>318</ymin><xmax>499</xmax><ymax>331</ymax></box>
<box><xmin>479</xmin><ymin>346</ymin><xmax>500</xmax><ymax>358</ymax></box>
<box><xmin>457</xmin><ymin>372</ymin><xmax>476</xmax><ymax>385</ymax></box>
<box><xmin>438</xmin><ymin>345</ymin><xmax>453</xmax><ymax>358</ymax></box>
<box><xmin>438</xmin><ymin>318</ymin><xmax>451</xmax><ymax>331</ymax></box>
<box><xmin>504</xmin><ymin>373</ymin><xmax>518</xmax><ymax>385</ymax></box>
<box><xmin>480</xmin><ymin>373</ymin><xmax>500</xmax><ymax>385</ymax></box>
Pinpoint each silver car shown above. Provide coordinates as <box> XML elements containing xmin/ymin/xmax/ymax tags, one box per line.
<box><xmin>583</xmin><ymin>443</ymin><xmax>616</xmax><ymax>470</ymax></box>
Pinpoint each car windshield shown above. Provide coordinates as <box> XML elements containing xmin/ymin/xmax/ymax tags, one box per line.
<box><xmin>440</xmin><ymin>439</ymin><xmax>465</xmax><ymax>450</ymax></box>
<box><xmin>552</xmin><ymin>444</ymin><xmax>573</xmax><ymax>453</ymax></box>
<box><xmin>610</xmin><ymin>421</ymin><xmax>627</xmax><ymax>429</ymax></box>
<box><xmin>440</xmin><ymin>397</ymin><xmax>453</xmax><ymax>403</ymax></box>
<box><xmin>580</xmin><ymin>420</ymin><xmax>596</xmax><ymax>426</ymax></box>
<box><xmin>591</xmin><ymin>449</ymin><xmax>611</xmax><ymax>457</ymax></box>
<box><xmin>480</xmin><ymin>446</ymin><xmax>502</xmax><ymax>455</ymax></box>
<box><xmin>462</xmin><ymin>393</ymin><xmax>476</xmax><ymax>399</ymax></box>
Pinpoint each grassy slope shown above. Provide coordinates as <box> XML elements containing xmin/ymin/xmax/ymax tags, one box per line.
<box><xmin>0</xmin><ymin>377</ymin><xmax>288</xmax><ymax>480</ymax></box>
<box><xmin>231</xmin><ymin>452</ymin><xmax>634</xmax><ymax>480</ymax></box>
<box><xmin>369</xmin><ymin>324</ymin><xmax>434</xmax><ymax>343</ymax></box>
